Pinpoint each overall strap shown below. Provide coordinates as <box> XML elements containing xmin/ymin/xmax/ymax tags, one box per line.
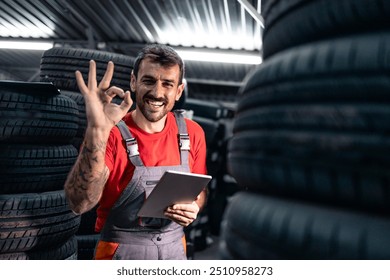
<box><xmin>116</xmin><ymin>112</ymin><xmax>190</xmax><ymax>167</ymax></box>
<box><xmin>116</xmin><ymin>120</ymin><xmax>144</xmax><ymax>166</ymax></box>
<box><xmin>173</xmin><ymin>110</ymin><xmax>190</xmax><ymax>166</ymax></box>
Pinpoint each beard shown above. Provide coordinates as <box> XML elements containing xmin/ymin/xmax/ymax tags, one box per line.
<box><xmin>136</xmin><ymin>92</ymin><xmax>174</xmax><ymax>123</ymax></box>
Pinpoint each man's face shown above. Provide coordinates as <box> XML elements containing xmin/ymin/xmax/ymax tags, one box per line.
<box><xmin>131</xmin><ymin>57</ymin><xmax>184</xmax><ymax>123</ymax></box>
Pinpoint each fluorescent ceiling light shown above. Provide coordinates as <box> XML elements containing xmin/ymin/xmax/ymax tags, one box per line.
<box><xmin>0</xmin><ymin>40</ymin><xmax>53</xmax><ymax>50</ymax></box>
<box><xmin>177</xmin><ymin>50</ymin><xmax>262</xmax><ymax>65</ymax></box>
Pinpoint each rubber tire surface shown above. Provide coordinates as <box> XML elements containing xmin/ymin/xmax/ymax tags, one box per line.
<box><xmin>40</xmin><ymin>47</ymin><xmax>135</xmax><ymax>92</ymax></box>
<box><xmin>262</xmin><ymin>0</ymin><xmax>390</xmax><ymax>58</ymax></box>
<box><xmin>0</xmin><ymin>190</ymin><xmax>80</xmax><ymax>253</ymax></box>
<box><xmin>0</xmin><ymin>144</ymin><xmax>78</xmax><ymax>194</ymax></box>
<box><xmin>183</xmin><ymin>98</ymin><xmax>224</xmax><ymax>120</ymax></box>
<box><xmin>238</xmin><ymin>32</ymin><xmax>390</xmax><ymax>111</ymax></box>
<box><xmin>76</xmin><ymin>234</ymin><xmax>99</xmax><ymax>260</ymax></box>
<box><xmin>228</xmin><ymin>32</ymin><xmax>390</xmax><ymax>212</ymax></box>
<box><xmin>220</xmin><ymin>191</ymin><xmax>390</xmax><ymax>259</ymax></box>
<box><xmin>0</xmin><ymin>235</ymin><xmax>78</xmax><ymax>260</ymax></box>
<box><xmin>0</xmin><ymin>90</ymin><xmax>78</xmax><ymax>144</ymax></box>
<box><xmin>233</xmin><ymin>104</ymin><xmax>390</xmax><ymax>133</ymax></box>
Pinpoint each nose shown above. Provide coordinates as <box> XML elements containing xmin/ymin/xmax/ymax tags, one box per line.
<box><xmin>150</xmin><ymin>81</ymin><xmax>165</xmax><ymax>98</ymax></box>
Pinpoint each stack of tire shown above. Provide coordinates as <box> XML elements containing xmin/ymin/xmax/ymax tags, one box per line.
<box><xmin>40</xmin><ymin>47</ymin><xmax>135</xmax><ymax>259</ymax></box>
<box><xmin>181</xmin><ymin>99</ymin><xmax>228</xmax><ymax>254</ymax></box>
<box><xmin>0</xmin><ymin>81</ymin><xmax>80</xmax><ymax>259</ymax></box>
<box><xmin>182</xmin><ymin>98</ymin><xmax>238</xmax><ymax>238</ymax></box>
<box><xmin>220</xmin><ymin>0</ymin><xmax>390</xmax><ymax>259</ymax></box>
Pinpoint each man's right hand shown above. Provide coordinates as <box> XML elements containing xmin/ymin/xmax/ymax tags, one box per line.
<box><xmin>75</xmin><ymin>60</ymin><xmax>133</xmax><ymax>132</ymax></box>
<box><xmin>65</xmin><ymin>60</ymin><xmax>132</xmax><ymax>215</ymax></box>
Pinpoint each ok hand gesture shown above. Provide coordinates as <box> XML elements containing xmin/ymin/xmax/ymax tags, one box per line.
<box><xmin>75</xmin><ymin>60</ymin><xmax>133</xmax><ymax>133</ymax></box>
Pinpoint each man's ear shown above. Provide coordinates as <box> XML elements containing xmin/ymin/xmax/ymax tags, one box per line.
<box><xmin>176</xmin><ymin>82</ymin><xmax>185</xmax><ymax>101</ymax></box>
<box><xmin>130</xmin><ymin>71</ymin><xmax>136</xmax><ymax>92</ymax></box>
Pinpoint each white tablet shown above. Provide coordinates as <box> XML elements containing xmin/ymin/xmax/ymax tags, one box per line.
<box><xmin>137</xmin><ymin>170</ymin><xmax>212</xmax><ymax>219</ymax></box>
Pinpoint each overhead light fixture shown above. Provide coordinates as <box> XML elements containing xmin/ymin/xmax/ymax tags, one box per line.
<box><xmin>0</xmin><ymin>40</ymin><xmax>53</xmax><ymax>50</ymax></box>
<box><xmin>177</xmin><ymin>49</ymin><xmax>262</xmax><ymax>65</ymax></box>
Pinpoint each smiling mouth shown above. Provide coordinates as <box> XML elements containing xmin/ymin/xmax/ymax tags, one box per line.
<box><xmin>145</xmin><ymin>98</ymin><xmax>166</xmax><ymax>109</ymax></box>
<box><xmin>147</xmin><ymin>100</ymin><xmax>164</xmax><ymax>107</ymax></box>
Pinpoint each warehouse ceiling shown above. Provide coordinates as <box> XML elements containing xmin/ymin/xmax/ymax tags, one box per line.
<box><xmin>0</xmin><ymin>0</ymin><xmax>263</xmax><ymax>102</ymax></box>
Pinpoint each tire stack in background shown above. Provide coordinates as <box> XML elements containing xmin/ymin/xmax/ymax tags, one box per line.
<box><xmin>182</xmin><ymin>98</ymin><xmax>239</xmax><ymax>238</ymax></box>
<box><xmin>40</xmin><ymin>47</ymin><xmax>136</xmax><ymax>150</ymax></box>
<box><xmin>40</xmin><ymin>47</ymin><xmax>135</xmax><ymax>259</ymax></box>
<box><xmin>182</xmin><ymin>98</ymin><xmax>237</xmax><ymax>254</ymax></box>
<box><xmin>220</xmin><ymin>0</ymin><xmax>390</xmax><ymax>259</ymax></box>
<box><xmin>0</xmin><ymin>81</ymin><xmax>80</xmax><ymax>259</ymax></box>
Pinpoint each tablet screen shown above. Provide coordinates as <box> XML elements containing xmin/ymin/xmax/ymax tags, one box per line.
<box><xmin>137</xmin><ymin>170</ymin><xmax>212</xmax><ymax>218</ymax></box>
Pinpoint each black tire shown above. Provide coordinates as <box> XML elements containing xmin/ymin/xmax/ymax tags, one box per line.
<box><xmin>183</xmin><ymin>98</ymin><xmax>224</xmax><ymax>120</ymax></box>
<box><xmin>217</xmin><ymin>239</ymin><xmax>236</xmax><ymax>260</ymax></box>
<box><xmin>220</xmin><ymin>191</ymin><xmax>390</xmax><ymax>259</ymax></box>
<box><xmin>0</xmin><ymin>144</ymin><xmax>78</xmax><ymax>194</ymax></box>
<box><xmin>262</xmin><ymin>0</ymin><xmax>390</xmax><ymax>58</ymax></box>
<box><xmin>193</xmin><ymin>116</ymin><xmax>220</xmax><ymax>148</ymax></box>
<box><xmin>233</xmin><ymin>104</ymin><xmax>390</xmax><ymax>134</ymax></box>
<box><xmin>0</xmin><ymin>236</ymin><xmax>77</xmax><ymax>260</ymax></box>
<box><xmin>228</xmin><ymin>131</ymin><xmax>390</xmax><ymax>211</ymax></box>
<box><xmin>61</xmin><ymin>91</ymin><xmax>87</xmax><ymax>139</ymax></box>
<box><xmin>185</xmin><ymin>209</ymin><xmax>209</xmax><ymax>252</ymax></box>
<box><xmin>76</xmin><ymin>234</ymin><xmax>99</xmax><ymax>260</ymax></box>
<box><xmin>228</xmin><ymin>32</ymin><xmax>390</xmax><ymax>211</ymax></box>
<box><xmin>0</xmin><ymin>88</ymin><xmax>79</xmax><ymax>144</ymax></box>
<box><xmin>40</xmin><ymin>47</ymin><xmax>135</xmax><ymax>92</ymax></box>
<box><xmin>238</xmin><ymin>31</ymin><xmax>390</xmax><ymax>112</ymax></box>
<box><xmin>0</xmin><ymin>190</ymin><xmax>80</xmax><ymax>253</ymax></box>
<box><xmin>207</xmin><ymin>192</ymin><xmax>228</xmax><ymax>235</ymax></box>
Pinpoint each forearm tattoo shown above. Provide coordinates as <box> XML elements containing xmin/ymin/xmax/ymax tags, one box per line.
<box><xmin>65</xmin><ymin>139</ymin><xmax>109</xmax><ymax>212</ymax></box>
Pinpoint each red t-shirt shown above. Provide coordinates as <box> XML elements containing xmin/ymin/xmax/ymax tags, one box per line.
<box><xmin>95</xmin><ymin>111</ymin><xmax>207</xmax><ymax>232</ymax></box>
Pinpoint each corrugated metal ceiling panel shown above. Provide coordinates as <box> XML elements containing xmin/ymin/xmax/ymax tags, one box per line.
<box><xmin>1</xmin><ymin>0</ymin><xmax>261</xmax><ymax>50</ymax></box>
<box><xmin>0</xmin><ymin>0</ymin><xmax>262</xmax><ymax>101</ymax></box>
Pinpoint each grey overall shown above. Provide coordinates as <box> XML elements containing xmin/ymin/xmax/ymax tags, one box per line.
<box><xmin>99</xmin><ymin>111</ymin><xmax>190</xmax><ymax>260</ymax></box>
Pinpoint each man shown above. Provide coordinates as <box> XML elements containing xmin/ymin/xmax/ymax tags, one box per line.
<box><xmin>64</xmin><ymin>44</ymin><xmax>208</xmax><ymax>260</ymax></box>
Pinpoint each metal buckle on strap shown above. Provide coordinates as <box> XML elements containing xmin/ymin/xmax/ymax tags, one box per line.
<box><xmin>178</xmin><ymin>133</ymin><xmax>190</xmax><ymax>151</ymax></box>
<box><xmin>125</xmin><ymin>137</ymin><xmax>139</xmax><ymax>157</ymax></box>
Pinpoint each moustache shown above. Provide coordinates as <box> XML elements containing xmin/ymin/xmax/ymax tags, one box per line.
<box><xmin>143</xmin><ymin>93</ymin><xmax>168</xmax><ymax>104</ymax></box>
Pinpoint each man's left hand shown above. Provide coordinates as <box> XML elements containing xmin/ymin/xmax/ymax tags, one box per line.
<box><xmin>164</xmin><ymin>201</ymin><xmax>199</xmax><ymax>227</ymax></box>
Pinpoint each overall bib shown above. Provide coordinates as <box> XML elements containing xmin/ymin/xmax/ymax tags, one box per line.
<box><xmin>99</xmin><ymin>111</ymin><xmax>190</xmax><ymax>260</ymax></box>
